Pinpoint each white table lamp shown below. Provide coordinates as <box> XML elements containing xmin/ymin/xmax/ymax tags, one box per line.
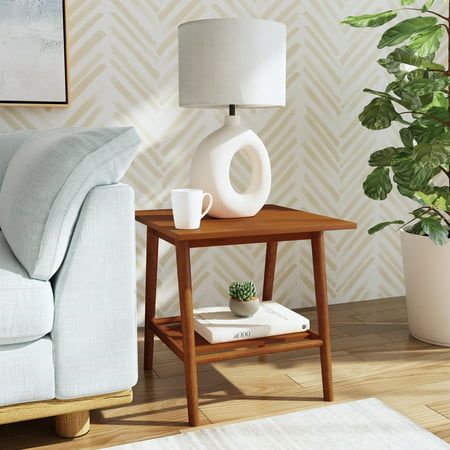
<box><xmin>178</xmin><ymin>18</ymin><xmax>286</xmax><ymax>218</ymax></box>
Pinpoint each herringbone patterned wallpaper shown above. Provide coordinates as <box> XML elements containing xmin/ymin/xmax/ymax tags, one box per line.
<box><xmin>0</xmin><ymin>0</ymin><xmax>414</xmax><ymax>324</ymax></box>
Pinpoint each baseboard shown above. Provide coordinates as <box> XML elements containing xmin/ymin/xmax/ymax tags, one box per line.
<box><xmin>0</xmin><ymin>389</ymin><xmax>133</xmax><ymax>425</ymax></box>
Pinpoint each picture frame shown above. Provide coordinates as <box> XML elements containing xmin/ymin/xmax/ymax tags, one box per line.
<box><xmin>0</xmin><ymin>0</ymin><xmax>69</xmax><ymax>107</ymax></box>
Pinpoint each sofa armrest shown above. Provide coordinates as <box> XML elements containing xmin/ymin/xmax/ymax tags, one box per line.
<box><xmin>51</xmin><ymin>183</ymin><xmax>138</xmax><ymax>399</ymax></box>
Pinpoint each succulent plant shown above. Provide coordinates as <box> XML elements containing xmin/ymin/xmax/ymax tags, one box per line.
<box><xmin>228</xmin><ymin>281</ymin><xmax>258</xmax><ymax>302</ymax></box>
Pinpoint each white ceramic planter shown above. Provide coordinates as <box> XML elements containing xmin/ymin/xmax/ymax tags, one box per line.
<box><xmin>400</xmin><ymin>230</ymin><xmax>450</xmax><ymax>346</ymax></box>
<box><xmin>229</xmin><ymin>297</ymin><xmax>260</xmax><ymax>317</ymax></box>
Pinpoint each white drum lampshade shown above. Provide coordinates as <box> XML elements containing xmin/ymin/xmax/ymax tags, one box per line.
<box><xmin>178</xmin><ymin>18</ymin><xmax>286</xmax><ymax>218</ymax></box>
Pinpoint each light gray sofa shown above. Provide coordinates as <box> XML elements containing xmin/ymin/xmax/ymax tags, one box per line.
<box><xmin>0</xmin><ymin>128</ymin><xmax>139</xmax><ymax>437</ymax></box>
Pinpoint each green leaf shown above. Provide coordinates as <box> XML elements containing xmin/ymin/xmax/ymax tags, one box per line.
<box><xmin>378</xmin><ymin>17</ymin><xmax>438</xmax><ymax>48</ymax></box>
<box><xmin>421</xmin><ymin>60</ymin><xmax>445</xmax><ymax>71</ymax></box>
<box><xmin>342</xmin><ymin>11</ymin><xmax>397</xmax><ymax>27</ymax></box>
<box><xmin>398</xmin><ymin>183</ymin><xmax>416</xmax><ymax>198</ymax></box>
<box><xmin>400</xmin><ymin>90</ymin><xmax>434</xmax><ymax>111</ymax></box>
<box><xmin>409</xmin><ymin>122</ymin><xmax>446</xmax><ymax>143</ymax></box>
<box><xmin>379</xmin><ymin>71</ymin><xmax>442</xmax><ymax>111</ymax></box>
<box><xmin>405</xmin><ymin>68</ymin><xmax>432</xmax><ymax>81</ymax></box>
<box><xmin>415</xmin><ymin>191</ymin><xmax>438</xmax><ymax>205</ymax></box>
<box><xmin>400</xmin><ymin>128</ymin><xmax>414</xmax><ymax>148</ymax></box>
<box><xmin>434</xmin><ymin>196</ymin><xmax>447</xmax><ymax>210</ymax></box>
<box><xmin>386</xmin><ymin>81</ymin><xmax>400</xmax><ymax>93</ymax></box>
<box><xmin>378</xmin><ymin>47</ymin><xmax>420</xmax><ymax>74</ymax></box>
<box><xmin>434</xmin><ymin>187</ymin><xmax>450</xmax><ymax>208</ymax></box>
<box><xmin>420</xmin><ymin>217</ymin><xmax>449</xmax><ymax>245</ymax></box>
<box><xmin>369</xmin><ymin>147</ymin><xmax>398</xmax><ymax>166</ymax></box>
<box><xmin>359</xmin><ymin>98</ymin><xmax>399</xmax><ymax>130</ymax></box>
<box><xmin>392</xmin><ymin>153</ymin><xmax>438</xmax><ymax>191</ymax></box>
<box><xmin>415</xmin><ymin>191</ymin><xmax>448</xmax><ymax>210</ymax></box>
<box><xmin>409</xmin><ymin>25</ymin><xmax>444</xmax><ymax>57</ymax></box>
<box><xmin>408</xmin><ymin>221</ymin><xmax>426</xmax><ymax>235</ymax></box>
<box><xmin>368</xmin><ymin>220</ymin><xmax>405</xmax><ymax>234</ymax></box>
<box><xmin>401</xmin><ymin>0</ymin><xmax>416</xmax><ymax>5</ymax></box>
<box><xmin>423</xmin><ymin>91</ymin><xmax>448</xmax><ymax>111</ymax></box>
<box><xmin>434</xmin><ymin>131</ymin><xmax>450</xmax><ymax>146</ymax></box>
<box><xmin>413</xmin><ymin>143</ymin><xmax>449</xmax><ymax>168</ymax></box>
<box><xmin>411</xmin><ymin>207</ymin><xmax>428</xmax><ymax>218</ymax></box>
<box><xmin>363</xmin><ymin>167</ymin><xmax>393</xmax><ymax>200</ymax></box>
<box><xmin>421</xmin><ymin>0</ymin><xmax>435</xmax><ymax>12</ymax></box>
<box><xmin>362</xmin><ymin>88</ymin><xmax>398</xmax><ymax>101</ymax></box>
<box><xmin>416</xmin><ymin>106</ymin><xmax>449</xmax><ymax>127</ymax></box>
<box><xmin>362</xmin><ymin>87</ymin><xmax>427</xmax><ymax>117</ymax></box>
<box><xmin>403</xmin><ymin>77</ymin><xmax>450</xmax><ymax>97</ymax></box>
<box><xmin>378</xmin><ymin>46</ymin><xmax>432</xmax><ymax>74</ymax></box>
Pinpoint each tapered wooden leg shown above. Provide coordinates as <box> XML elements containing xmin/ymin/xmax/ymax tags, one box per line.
<box><xmin>311</xmin><ymin>232</ymin><xmax>333</xmax><ymax>401</ymax></box>
<box><xmin>55</xmin><ymin>411</ymin><xmax>90</xmax><ymax>438</ymax></box>
<box><xmin>262</xmin><ymin>242</ymin><xmax>278</xmax><ymax>301</ymax></box>
<box><xmin>176</xmin><ymin>242</ymin><xmax>199</xmax><ymax>426</ymax></box>
<box><xmin>144</xmin><ymin>229</ymin><xmax>159</xmax><ymax>371</ymax></box>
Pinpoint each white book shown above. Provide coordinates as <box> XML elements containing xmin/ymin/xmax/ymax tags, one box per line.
<box><xmin>193</xmin><ymin>301</ymin><xmax>310</xmax><ymax>344</ymax></box>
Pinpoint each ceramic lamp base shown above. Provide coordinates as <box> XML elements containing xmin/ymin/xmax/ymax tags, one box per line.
<box><xmin>190</xmin><ymin>115</ymin><xmax>271</xmax><ymax>218</ymax></box>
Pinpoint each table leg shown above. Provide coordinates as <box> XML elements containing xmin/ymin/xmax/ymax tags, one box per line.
<box><xmin>262</xmin><ymin>242</ymin><xmax>278</xmax><ymax>301</ymax></box>
<box><xmin>176</xmin><ymin>242</ymin><xmax>200</xmax><ymax>426</ymax></box>
<box><xmin>144</xmin><ymin>229</ymin><xmax>159</xmax><ymax>371</ymax></box>
<box><xmin>311</xmin><ymin>232</ymin><xmax>334</xmax><ymax>401</ymax></box>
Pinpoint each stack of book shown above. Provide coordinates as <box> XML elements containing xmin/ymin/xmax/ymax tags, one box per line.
<box><xmin>193</xmin><ymin>301</ymin><xmax>310</xmax><ymax>344</ymax></box>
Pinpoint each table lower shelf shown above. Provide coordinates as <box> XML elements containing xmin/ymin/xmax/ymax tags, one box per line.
<box><xmin>150</xmin><ymin>316</ymin><xmax>323</xmax><ymax>364</ymax></box>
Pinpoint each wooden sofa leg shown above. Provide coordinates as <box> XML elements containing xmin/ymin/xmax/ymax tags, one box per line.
<box><xmin>55</xmin><ymin>411</ymin><xmax>90</xmax><ymax>438</ymax></box>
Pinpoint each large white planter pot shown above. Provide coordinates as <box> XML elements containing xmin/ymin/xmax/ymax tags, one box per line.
<box><xmin>400</xmin><ymin>230</ymin><xmax>450</xmax><ymax>346</ymax></box>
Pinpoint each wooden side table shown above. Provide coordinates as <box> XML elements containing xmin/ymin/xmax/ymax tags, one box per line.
<box><xmin>136</xmin><ymin>205</ymin><xmax>356</xmax><ymax>426</ymax></box>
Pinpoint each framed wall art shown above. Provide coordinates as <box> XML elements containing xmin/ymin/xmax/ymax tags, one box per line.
<box><xmin>0</xmin><ymin>0</ymin><xmax>69</xmax><ymax>107</ymax></box>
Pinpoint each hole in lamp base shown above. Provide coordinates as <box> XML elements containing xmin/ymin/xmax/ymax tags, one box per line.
<box><xmin>229</xmin><ymin>148</ymin><xmax>252</xmax><ymax>194</ymax></box>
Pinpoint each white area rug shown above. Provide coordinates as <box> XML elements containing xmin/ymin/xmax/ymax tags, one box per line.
<box><xmin>106</xmin><ymin>398</ymin><xmax>449</xmax><ymax>450</ymax></box>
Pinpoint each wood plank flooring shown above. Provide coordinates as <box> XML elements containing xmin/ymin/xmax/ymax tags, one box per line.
<box><xmin>1</xmin><ymin>296</ymin><xmax>450</xmax><ymax>449</ymax></box>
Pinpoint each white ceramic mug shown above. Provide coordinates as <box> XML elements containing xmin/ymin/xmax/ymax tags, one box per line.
<box><xmin>171</xmin><ymin>188</ymin><xmax>213</xmax><ymax>229</ymax></box>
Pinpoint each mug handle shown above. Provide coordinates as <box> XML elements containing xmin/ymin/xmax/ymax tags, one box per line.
<box><xmin>201</xmin><ymin>193</ymin><xmax>213</xmax><ymax>218</ymax></box>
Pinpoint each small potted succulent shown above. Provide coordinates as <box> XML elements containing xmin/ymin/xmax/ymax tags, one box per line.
<box><xmin>228</xmin><ymin>281</ymin><xmax>260</xmax><ymax>317</ymax></box>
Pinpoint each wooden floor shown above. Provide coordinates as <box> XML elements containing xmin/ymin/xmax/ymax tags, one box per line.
<box><xmin>2</xmin><ymin>296</ymin><xmax>450</xmax><ymax>449</ymax></box>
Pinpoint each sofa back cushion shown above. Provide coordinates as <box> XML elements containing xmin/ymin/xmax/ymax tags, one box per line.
<box><xmin>0</xmin><ymin>127</ymin><xmax>140</xmax><ymax>280</ymax></box>
<box><xmin>0</xmin><ymin>131</ymin><xmax>35</xmax><ymax>189</ymax></box>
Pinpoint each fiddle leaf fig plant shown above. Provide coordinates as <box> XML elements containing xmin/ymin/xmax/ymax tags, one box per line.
<box><xmin>343</xmin><ymin>0</ymin><xmax>450</xmax><ymax>245</ymax></box>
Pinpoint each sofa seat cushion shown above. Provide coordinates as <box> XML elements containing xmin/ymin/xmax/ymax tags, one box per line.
<box><xmin>0</xmin><ymin>232</ymin><xmax>53</xmax><ymax>345</ymax></box>
<box><xmin>0</xmin><ymin>337</ymin><xmax>55</xmax><ymax>406</ymax></box>
<box><xmin>0</xmin><ymin>127</ymin><xmax>140</xmax><ymax>280</ymax></box>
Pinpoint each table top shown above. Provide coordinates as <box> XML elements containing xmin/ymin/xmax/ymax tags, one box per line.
<box><xmin>135</xmin><ymin>205</ymin><xmax>356</xmax><ymax>246</ymax></box>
